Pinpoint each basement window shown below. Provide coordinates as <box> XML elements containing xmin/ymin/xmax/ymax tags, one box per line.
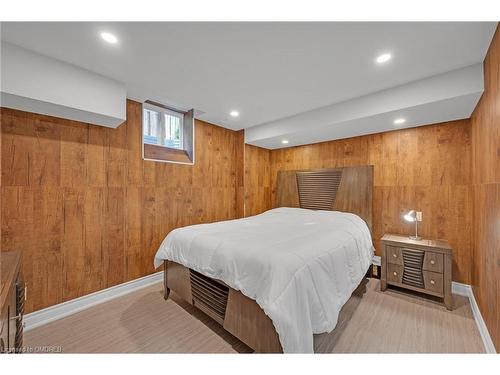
<box><xmin>142</xmin><ymin>101</ymin><xmax>194</xmax><ymax>164</ymax></box>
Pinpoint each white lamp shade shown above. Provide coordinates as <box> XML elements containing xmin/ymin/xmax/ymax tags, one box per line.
<box><xmin>404</xmin><ymin>210</ymin><xmax>416</xmax><ymax>222</ymax></box>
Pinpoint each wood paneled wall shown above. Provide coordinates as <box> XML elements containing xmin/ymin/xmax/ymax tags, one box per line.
<box><xmin>244</xmin><ymin>120</ymin><xmax>473</xmax><ymax>284</ymax></box>
<box><xmin>244</xmin><ymin>144</ymin><xmax>271</xmax><ymax>217</ymax></box>
<box><xmin>0</xmin><ymin>107</ymin><xmax>2</xmax><ymax>260</ymax></box>
<box><xmin>1</xmin><ymin>100</ymin><xmax>242</xmax><ymax>313</ymax></box>
<box><xmin>471</xmin><ymin>24</ymin><xmax>499</xmax><ymax>351</ymax></box>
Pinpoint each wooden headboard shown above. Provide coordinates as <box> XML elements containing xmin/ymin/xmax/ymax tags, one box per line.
<box><xmin>276</xmin><ymin>165</ymin><xmax>373</xmax><ymax>234</ymax></box>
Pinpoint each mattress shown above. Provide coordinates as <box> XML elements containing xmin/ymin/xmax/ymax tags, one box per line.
<box><xmin>154</xmin><ymin>207</ymin><xmax>374</xmax><ymax>353</ymax></box>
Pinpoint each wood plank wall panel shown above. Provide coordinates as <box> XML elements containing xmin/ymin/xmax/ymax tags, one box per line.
<box><xmin>266</xmin><ymin>120</ymin><xmax>472</xmax><ymax>284</ymax></box>
<box><xmin>471</xmin><ymin>24</ymin><xmax>500</xmax><ymax>351</ymax></box>
<box><xmin>0</xmin><ymin>103</ymin><xmax>2</xmax><ymax>283</ymax></box>
<box><xmin>235</xmin><ymin>131</ymin><xmax>245</xmax><ymax>218</ymax></box>
<box><xmin>243</xmin><ymin>144</ymin><xmax>271</xmax><ymax>217</ymax></box>
<box><xmin>1</xmin><ymin>100</ymin><xmax>242</xmax><ymax>313</ymax></box>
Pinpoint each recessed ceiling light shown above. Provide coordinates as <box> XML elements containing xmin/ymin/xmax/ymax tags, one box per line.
<box><xmin>281</xmin><ymin>140</ymin><xmax>289</xmax><ymax>144</ymax></box>
<box><xmin>230</xmin><ymin>110</ymin><xmax>239</xmax><ymax>117</ymax></box>
<box><xmin>376</xmin><ymin>53</ymin><xmax>392</xmax><ymax>64</ymax></box>
<box><xmin>393</xmin><ymin>118</ymin><xmax>406</xmax><ymax>125</ymax></box>
<box><xmin>100</xmin><ymin>32</ymin><xmax>118</xmax><ymax>44</ymax></box>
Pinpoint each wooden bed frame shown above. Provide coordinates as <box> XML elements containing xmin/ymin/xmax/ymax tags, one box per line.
<box><xmin>163</xmin><ymin>165</ymin><xmax>374</xmax><ymax>353</ymax></box>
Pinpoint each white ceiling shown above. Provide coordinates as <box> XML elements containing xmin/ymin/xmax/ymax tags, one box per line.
<box><xmin>246</xmin><ymin>63</ymin><xmax>485</xmax><ymax>148</ymax></box>
<box><xmin>0</xmin><ymin>22</ymin><xmax>497</xmax><ymax>147</ymax></box>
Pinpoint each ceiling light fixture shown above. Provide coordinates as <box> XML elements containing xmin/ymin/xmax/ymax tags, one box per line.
<box><xmin>281</xmin><ymin>140</ymin><xmax>289</xmax><ymax>144</ymax></box>
<box><xmin>376</xmin><ymin>53</ymin><xmax>392</xmax><ymax>64</ymax></box>
<box><xmin>100</xmin><ymin>32</ymin><xmax>118</xmax><ymax>44</ymax></box>
<box><xmin>230</xmin><ymin>110</ymin><xmax>239</xmax><ymax>117</ymax></box>
<box><xmin>393</xmin><ymin>118</ymin><xmax>406</xmax><ymax>125</ymax></box>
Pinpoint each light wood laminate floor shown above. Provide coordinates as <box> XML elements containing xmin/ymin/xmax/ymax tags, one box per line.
<box><xmin>25</xmin><ymin>279</ymin><xmax>485</xmax><ymax>353</ymax></box>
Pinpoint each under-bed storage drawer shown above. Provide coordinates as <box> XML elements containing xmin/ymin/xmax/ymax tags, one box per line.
<box><xmin>189</xmin><ymin>270</ymin><xmax>229</xmax><ymax>325</ymax></box>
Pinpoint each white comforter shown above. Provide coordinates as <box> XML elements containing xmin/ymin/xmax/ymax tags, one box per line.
<box><xmin>154</xmin><ymin>207</ymin><xmax>373</xmax><ymax>353</ymax></box>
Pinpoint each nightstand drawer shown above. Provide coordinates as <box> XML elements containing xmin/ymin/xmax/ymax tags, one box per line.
<box><xmin>423</xmin><ymin>252</ymin><xmax>443</xmax><ymax>273</ymax></box>
<box><xmin>387</xmin><ymin>263</ymin><xmax>403</xmax><ymax>284</ymax></box>
<box><xmin>423</xmin><ymin>270</ymin><xmax>443</xmax><ymax>295</ymax></box>
<box><xmin>386</xmin><ymin>246</ymin><xmax>403</xmax><ymax>265</ymax></box>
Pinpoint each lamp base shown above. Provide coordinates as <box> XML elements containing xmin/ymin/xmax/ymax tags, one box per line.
<box><xmin>409</xmin><ymin>235</ymin><xmax>422</xmax><ymax>241</ymax></box>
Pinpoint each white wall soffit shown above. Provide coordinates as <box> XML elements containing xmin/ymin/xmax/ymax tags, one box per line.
<box><xmin>245</xmin><ymin>64</ymin><xmax>484</xmax><ymax>149</ymax></box>
<box><xmin>0</xmin><ymin>42</ymin><xmax>126</xmax><ymax>128</ymax></box>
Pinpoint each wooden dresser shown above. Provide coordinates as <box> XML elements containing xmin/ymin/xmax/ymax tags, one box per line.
<box><xmin>380</xmin><ymin>234</ymin><xmax>452</xmax><ymax>310</ymax></box>
<box><xmin>1</xmin><ymin>251</ymin><xmax>24</xmax><ymax>353</ymax></box>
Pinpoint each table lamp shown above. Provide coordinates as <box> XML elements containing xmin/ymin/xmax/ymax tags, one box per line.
<box><xmin>404</xmin><ymin>210</ymin><xmax>422</xmax><ymax>240</ymax></box>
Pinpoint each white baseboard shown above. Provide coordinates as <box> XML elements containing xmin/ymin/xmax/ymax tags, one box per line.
<box><xmin>24</xmin><ymin>271</ymin><xmax>163</xmax><ymax>332</ymax></box>
<box><xmin>451</xmin><ymin>281</ymin><xmax>471</xmax><ymax>297</ymax></box>
<box><xmin>452</xmin><ymin>281</ymin><xmax>497</xmax><ymax>354</ymax></box>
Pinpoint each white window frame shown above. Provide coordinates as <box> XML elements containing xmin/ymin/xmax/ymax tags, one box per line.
<box><xmin>143</xmin><ymin>104</ymin><xmax>183</xmax><ymax>149</ymax></box>
<box><xmin>162</xmin><ymin>107</ymin><xmax>184</xmax><ymax>149</ymax></box>
<box><xmin>142</xmin><ymin>102</ymin><xmax>195</xmax><ymax>165</ymax></box>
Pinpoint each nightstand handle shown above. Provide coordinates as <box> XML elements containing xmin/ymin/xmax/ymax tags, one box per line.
<box><xmin>392</xmin><ymin>253</ymin><xmax>397</xmax><ymax>258</ymax></box>
<box><xmin>430</xmin><ymin>280</ymin><xmax>435</xmax><ymax>285</ymax></box>
<box><xmin>393</xmin><ymin>271</ymin><xmax>397</xmax><ymax>276</ymax></box>
<box><xmin>430</xmin><ymin>260</ymin><xmax>435</xmax><ymax>265</ymax></box>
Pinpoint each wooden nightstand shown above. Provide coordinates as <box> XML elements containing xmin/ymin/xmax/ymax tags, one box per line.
<box><xmin>380</xmin><ymin>234</ymin><xmax>453</xmax><ymax>310</ymax></box>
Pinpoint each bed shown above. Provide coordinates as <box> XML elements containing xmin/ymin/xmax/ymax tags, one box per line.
<box><xmin>154</xmin><ymin>166</ymin><xmax>374</xmax><ymax>353</ymax></box>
